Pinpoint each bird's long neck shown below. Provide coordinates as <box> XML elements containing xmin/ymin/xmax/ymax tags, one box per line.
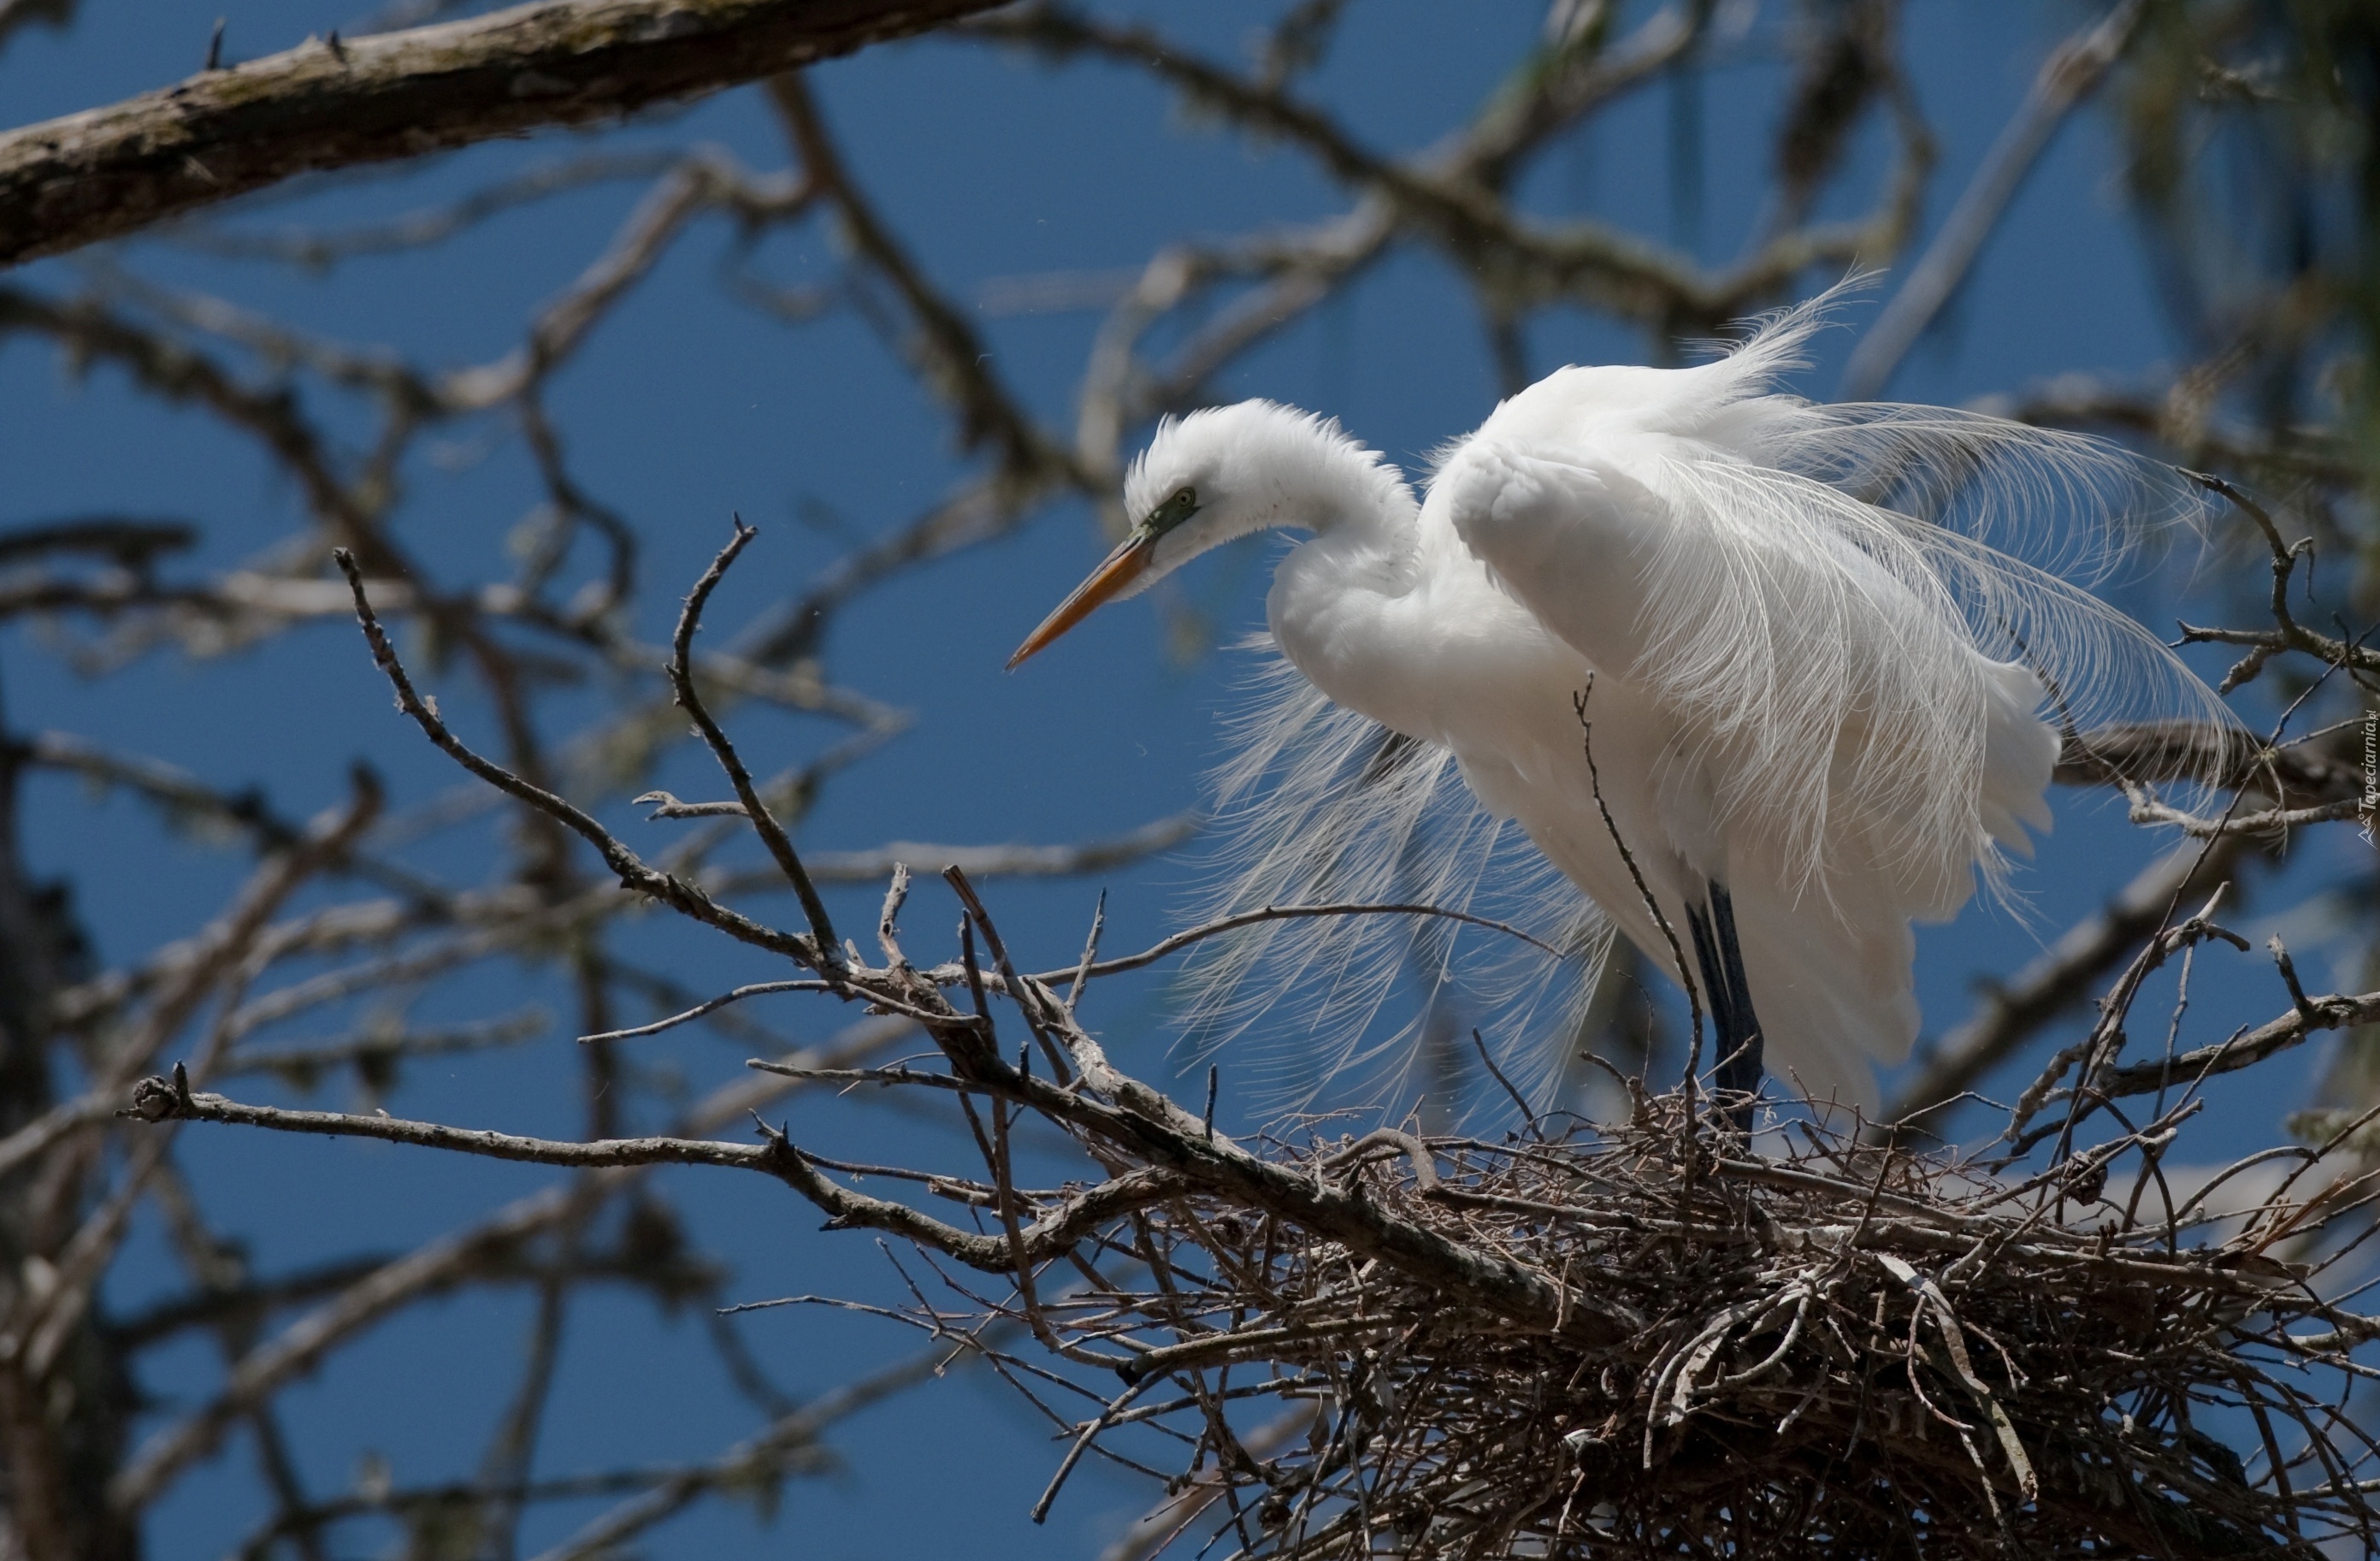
<box><xmin>1234</xmin><ymin>429</ymin><xmax>1421</xmax><ymax>553</ymax></box>
<box><xmin>1264</xmin><ymin>452</ymin><xmax>1441</xmax><ymax>733</ymax></box>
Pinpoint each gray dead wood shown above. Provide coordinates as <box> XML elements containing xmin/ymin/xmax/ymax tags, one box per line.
<box><xmin>0</xmin><ymin>0</ymin><xmax>1007</xmax><ymax>268</ymax></box>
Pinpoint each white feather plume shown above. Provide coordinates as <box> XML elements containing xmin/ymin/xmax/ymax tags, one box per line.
<box><xmin>1171</xmin><ymin>636</ymin><xmax>1610</xmax><ymax>1115</ymax></box>
<box><xmin>1592</xmin><ymin>294</ymin><xmax>2236</xmax><ymax>917</ymax></box>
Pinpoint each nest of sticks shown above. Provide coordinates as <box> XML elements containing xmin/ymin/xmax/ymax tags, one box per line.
<box><xmin>883</xmin><ymin>1087</ymin><xmax>2380</xmax><ymax>1560</ymax></box>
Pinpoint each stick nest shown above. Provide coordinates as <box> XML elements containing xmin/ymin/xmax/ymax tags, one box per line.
<box><xmin>921</xmin><ymin>1093</ymin><xmax>2378</xmax><ymax>1559</ymax></box>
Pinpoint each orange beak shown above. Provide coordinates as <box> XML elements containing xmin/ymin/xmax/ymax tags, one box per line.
<box><xmin>1007</xmin><ymin>531</ymin><xmax>1155</xmax><ymax>670</ymax></box>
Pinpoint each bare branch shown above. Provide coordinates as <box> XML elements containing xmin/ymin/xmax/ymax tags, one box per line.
<box><xmin>216</xmin><ymin>1008</ymin><xmax>550</xmax><ymax>1085</ymax></box>
<box><xmin>1035</xmin><ymin>901</ymin><xmax>1565</xmax><ymax>985</ymax></box>
<box><xmin>729</xmin><ymin>811</ymin><xmax>1201</xmax><ymax>888</ymax></box>
<box><xmin>2056</xmin><ymin>719</ymin><xmax>2360</xmax><ymax>807</ymax></box>
<box><xmin>0</xmin><ymin>0</ymin><xmax>1010</xmax><ymax>266</ymax></box>
<box><xmin>526</xmin><ymin>1337</ymin><xmax>976</xmax><ymax>1561</ymax></box>
<box><xmin>767</xmin><ymin>73</ymin><xmax>1063</xmax><ymax>476</ymax></box>
<box><xmin>1841</xmin><ymin>0</ymin><xmax>2144</xmax><ymax>399</ymax></box>
<box><xmin>0</xmin><ymin>516</ymin><xmax>194</xmax><ymax>567</ymax></box>
<box><xmin>330</xmin><ymin>548</ymin><xmax>828</xmax><ymax>971</ymax></box>
<box><xmin>1885</xmin><ymin>836</ymin><xmax>2253</xmax><ymax>1132</ymax></box>
<box><xmin>108</xmin><ymin>1180</ymin><xmax>585</xmax><ymax>1513</ymax></box>
<box><xmin>664</xmin><ymin>519</ymin><xmax>840</xmax><ymax>961</ymax></box>
<box><xmin>119</xmin><ymin>1073</ymin><xmax>795</xmax><ymax>1174</ymax></box>
<box><xmin>2175</xmin><ymin>470</ymin><xmax>2380</xmax><ymax>687</ymax></box>
<box><xmin>109</xmin><ymin>1018</ymin><xmax>909</xmax><ymax>1511</ymax></box>
<box><xmin>2065</xmin><ymin>989</ymin><xmax>2380</xmax><ymax>1106</ymax></box>
<box><xmin>121</xmin><ymin>1074</ymin><xmax>1184</xmax><ymax>1280</ymax></box>
<box><xmin>971</xmin><ymin>4</ymin><xmax>1909</xmax><ymax>328</ymax></box>
<box><xmin>168</xmin><ymin>149</ymin><xmax>686</xmax><ymax>267</ymax></box>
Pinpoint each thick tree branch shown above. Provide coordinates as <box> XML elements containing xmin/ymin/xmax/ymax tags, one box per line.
<box><xmin>0</xmin><ymin>0</ymin><xmax>1007</xmax><ymax>268</ymax></box>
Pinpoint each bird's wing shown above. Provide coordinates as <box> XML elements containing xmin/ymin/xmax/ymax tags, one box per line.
<box><xmin>1444</xmin><ymin>294</ymin><xmax>2235</xmax><ymax>906</ymax></box>
<box><xmin>1439</xmin><ymin>436</ymin><xmax>2013</xmax><ymax>920</ymax></box>
<box><xmin>1438</xmin><ymin>420</ymin><xmax>2222</xmax><ymax>924</ymax></box>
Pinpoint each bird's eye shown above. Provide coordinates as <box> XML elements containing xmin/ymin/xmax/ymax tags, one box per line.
<box><xmin>1149</xmin><ymin>486</ymin><xmax>1198</xmax><ymax>531</ymax></box>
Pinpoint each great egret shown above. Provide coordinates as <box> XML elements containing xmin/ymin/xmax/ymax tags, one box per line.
<box><xmin>1009</xmin><ymin>298</ymin><xmax>2227</xmax><ymax>1112</ymax></box>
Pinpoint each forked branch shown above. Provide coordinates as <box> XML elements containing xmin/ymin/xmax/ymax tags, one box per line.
<box><xmin>332</xmin><ymin>547</ymin><xmax>829</xmax><ymax>972</ymax></box>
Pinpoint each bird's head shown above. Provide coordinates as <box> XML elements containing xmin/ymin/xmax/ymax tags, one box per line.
<box><xmin>1009</xmin><ymin>400</ymin><xmax>1388</xmax><ymax>668</ymax></box>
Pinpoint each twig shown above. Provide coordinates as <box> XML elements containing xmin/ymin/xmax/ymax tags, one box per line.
<box><xmin>666</xmin><ymin>519</ymin><xmax>841</xmax><ymax>965</ymax></box>
<box><xmin>944</xmin><ymin>866</ymin><xmax>1073</xmax><ymax>1085</ymax></box>
<box><xmin>332</xmin><ymin>549</ymin><xmax>828</xmax><ymax>972</ymax></box>
<box><xmin>1067</xmin><ymin>889</ymin><xmax>1107</xmax><ymax>1012</ymax></box>
<box><xmin>1041</xmin><ymin>900</ymin><xmax>1561</xmax><ymax>984</ymax></box>
<box><xmin>1884</xmin><ymin>836</ymin><xmax>2249</xmax><ymax>1133</ymax></box>
<box><xmin>1573</xmin><ymin>683</ymin><xmax>1704</xmax><ymax>1090</ymax></box>
<box><xmin>1471</xmin><ymin>1027</ymin><xmax>1545</xmax><ymax>1141</ymax></box>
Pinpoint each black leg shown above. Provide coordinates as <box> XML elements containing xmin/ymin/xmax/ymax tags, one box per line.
<box><xmin>1685</xmin><ymin>880</ymin><xmax>1765</xmax><ymax>1126</ymax></box>
<box><xmin>1684</xmin><ymin>899</ymin><xmax>1735</xmax><ymax>1054</ymax></box>
<box><xmin>1708</xmin><ymin>883</ymin><xmax>1764</xmax><ymax>1097</ymax></box>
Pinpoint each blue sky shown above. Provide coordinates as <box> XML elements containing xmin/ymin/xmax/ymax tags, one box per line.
<box><xmin>0</xmin><ymin>3</ymin><xmax>2361</xmax><ymax>1555</ymax></box>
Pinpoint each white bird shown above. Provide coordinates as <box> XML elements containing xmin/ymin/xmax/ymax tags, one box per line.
<box><xmin>1008</xmin><ymin>298</ymin><xmax>2227</xmax><ymax>1114</ymax></box>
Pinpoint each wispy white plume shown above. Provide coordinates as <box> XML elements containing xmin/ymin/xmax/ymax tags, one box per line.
<box><xmin>1172</xmin><ymin>636</ymin><xmax>1610</xmax><ymax>1119</ymax></box>
<box><xmin>1615</xmin><ymin>291</ymin><xmax>2236</xmax><ymax>917</ymax></box>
